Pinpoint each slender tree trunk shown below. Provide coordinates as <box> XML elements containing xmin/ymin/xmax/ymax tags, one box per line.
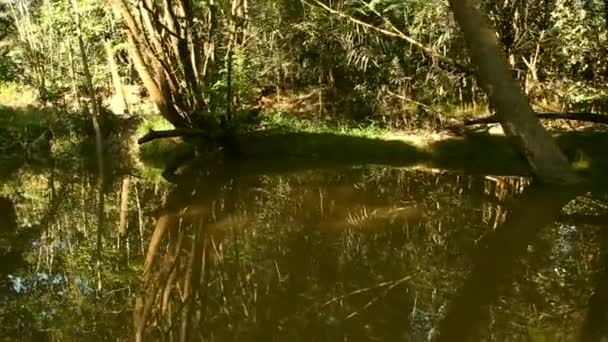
<box><xmin>67</xmin><ymin>40</ymin><xmax>83</xmax><ymax>111</ymax></box>
<box><xmin>70</xmin><ymin>0</ymin><xmax>105</xmax><ymax>292</ymax></box>
<box><xmin>448</xmin><ymin>0</ymin><xmax>580</xmax><ymax>185</ymax></box>
<box><xmin>9</xmin><ymin>3</ymin><xmax>47</xmax><ymax>103</ymax></box>
<box><xmin>134</xmin><ymin>186</ymin><xmax>145</xmax><ymax>255</ymax></box>
<box><xmin>105</xmin><ymin>39</ymin><xmax>129</xmax><ymax>114</ymax></box>
<box><xmin>118</xmin><ymin>176</ymin><xmax>131</xmax><ymax>237</ymax></box>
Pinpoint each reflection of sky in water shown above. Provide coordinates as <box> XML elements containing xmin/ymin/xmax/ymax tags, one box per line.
<box><xmin>8</xmin><ymin>272</ymin><xmax>94</xmax><ymax>295</ymax></box>
<box><xmin>8</xmin><ymin>275</ymin><xmax>26</xmax><ymax>293</ymax></box>
<box><xmin>549</xmin><ymin>224</ymin><xmax>578</xmax><ymax>281</ymax></box>
<box><xmin>553</xmin><ymin>224</ymin><xmax>577</xmax><ymax>257</ymax></box>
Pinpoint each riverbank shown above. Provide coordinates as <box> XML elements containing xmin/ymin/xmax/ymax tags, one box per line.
<box><xmin>2</xmin><ymin>101</ymin><xmax>607</xmax><ymax>185</ymax></box>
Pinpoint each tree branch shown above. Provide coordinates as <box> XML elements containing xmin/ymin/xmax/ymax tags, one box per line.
<box><xmin>462</xmin><ymin>112</ymin><xmax>608</xmax><ymax>126</ymax></box>
<box><xmin>138</xmin><ymin>128</ymin><xmax>207</xmax><ymax>144</ymax></box>
<box><xmin>306</xmin><ymin>0</ymin><xmax>474</xmax><ymax>74</ymax></box>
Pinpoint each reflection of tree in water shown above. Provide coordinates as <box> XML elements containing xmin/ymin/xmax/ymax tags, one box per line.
<box><xmin>4</xmin><ymin>165</ymin><xmax>608</xmax><ymax>341</ymax></box>
<box><xmin>580</xmin><ymin>221</ymin><xmax>608</xmax><ymax>341</ymax></box>
<box><xmin>436</xmin><ymin>184</ymin><xmax>583</xmax><ymax>341</ymax></box>
<box><xmin>137</xmin><ymin>168</ymin><xmax>590</xmax><ymax>341</ymax></box>
<box><xmin>0</xmin><ymin>196</ymin><xmax>23</xmax><ymax>298</ymax></box>
<box><xmin>0</xmin><ymin>166</ymin><xmax>167</xmax><ymax>340</ymax></box>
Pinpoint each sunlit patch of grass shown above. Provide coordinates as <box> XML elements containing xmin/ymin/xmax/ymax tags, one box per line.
<box><xmin>433</xmin><ymin>101</ymin><xmax>491</xmax><ymax>120</ymax></box>
<box><xmin>135</xmin><ymin>113</ymin><xmax>174</xmax><ymax>137</ymax></box>
<box><xmin>260</xmin><ymin>111</ymin><xmax>321</xmax><ymax>132</ymax></box>
<box><xmin>260</xmin><ymin>110</ymin><xmax>395</xmax><ymax>139</ymax></box>
<box><xmin>0</xmin><ymin>105</ymin><xmax>91</xmax><ymax>163</ymax></box>
<box><xmin>0</xmin><ymin>105</ymin><xmax>50</xmax><ymax>127</ymax></box>
<box><xmin>0</xmin><ymin>106</ymin><xmax>54</xmax><ymax>160</ymax></box>
<box><xmin>0</xmin><ymin>82</ymin><xmax>37</xmax><ymax>108</ymax></box>
<box><xmin>135</xmin><ymin>113</ymin><xmax>181</xmax><ymax>166</ymax></box>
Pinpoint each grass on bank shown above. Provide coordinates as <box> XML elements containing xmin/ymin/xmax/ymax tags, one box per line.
<box><xmin>136</xmin><ymin>108</ymin><xmax>608</xmax><ymax>186</ymax></box>
<box><xmin>259</xmin><ymin>111</ymin><xmax>389</xmax><ymax>138</ymax></box>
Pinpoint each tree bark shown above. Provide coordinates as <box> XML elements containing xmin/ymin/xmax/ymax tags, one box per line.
<box><xmin>448</xmin><ymin>0</ymin><xmax>580</xmax><ymax>185</ymax></box>
<box><xmin>109</xmin><ymin>0</ymin><xmax>190</xmax><ymax>128</ymax></box>
<box><xmin>118</xmin><ymin>176</ymin><xmax>131</xmax><ymax>237</ymax></box>
<box><xmin>105</xmin><ymin>39</ymin><xmax>129</xmax><ymax>114</ymax></box>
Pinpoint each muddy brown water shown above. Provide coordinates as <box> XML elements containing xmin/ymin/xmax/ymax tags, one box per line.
<box><xmin>1</xmin><ymin>165</ymin><xmax>607</xmax><ymax>341</ymax></box>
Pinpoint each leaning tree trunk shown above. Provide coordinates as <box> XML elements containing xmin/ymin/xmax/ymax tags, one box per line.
<box><xmin>448</xmin><ymin>0</ymin><xmax>580</xmax><ymax>185</ymax></box>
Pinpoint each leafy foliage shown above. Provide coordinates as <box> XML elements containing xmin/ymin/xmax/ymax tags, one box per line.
<box><xmin>0</xmin><ymin>0</ymin><xmax>605</xmax><ymax>130</ymax></box>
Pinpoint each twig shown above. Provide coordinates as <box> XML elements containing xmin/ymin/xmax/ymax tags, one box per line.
<box><xmin>309</xmin><ymin>270</ymin><xmax>420</xmax><ymax>315</ymax></box>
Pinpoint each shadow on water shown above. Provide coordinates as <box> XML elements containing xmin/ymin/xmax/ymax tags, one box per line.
<box><xmin>435</xmin><ymin>183</ymin><xmax>584</xmax><ymax>341</ymax></box>
<box><xmin>580</xmin><ymin>226</ymin><xmax>608</xmax><ymax>342</ymax></box>
<box><xmin>150</xmin><ymin>128</ymin><xmax>608</xmax><ymax>184</ymax></box>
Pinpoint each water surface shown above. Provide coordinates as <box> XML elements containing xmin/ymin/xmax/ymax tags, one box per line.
<box><xmin>1</xmin><ymin>164</ymin><xmax>606</xmax><ymax>341</ymax></box>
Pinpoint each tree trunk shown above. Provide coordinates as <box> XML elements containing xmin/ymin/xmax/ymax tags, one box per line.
<box><xmin>105</xmin><ymin>39</ymin><xmax>129</xmax><ymax>114</ymax></box>
<box><xmin>448</xmin><ymin>0</ymin><xmax>580</xmax><ymax>185</ymax></box>
<box><xmin>108</xmin><ymin>0</ymin><xmax>189</xmax><ymax>128</ymax></box>
<box><xmin>70</xmin><ymin>0</ymin><xmax>106</xmax><ymax>292</ymax></box>
<box><xmin>118</xmin><ymin>176</ymin><xmax>131</xmax><ymax>237</ymax></box>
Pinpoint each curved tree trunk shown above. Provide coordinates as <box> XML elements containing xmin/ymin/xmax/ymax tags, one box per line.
<box><xmin>448</xmin><ymin>0</ymin><xmax>580</xmax><ymax>185</ymax></box>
